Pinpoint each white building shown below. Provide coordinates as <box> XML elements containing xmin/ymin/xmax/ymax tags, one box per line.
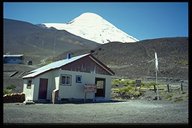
<box><xmin>22</xmin><ymin>53</ymin><xmax>114</xmax><ymax>103</ymax></box>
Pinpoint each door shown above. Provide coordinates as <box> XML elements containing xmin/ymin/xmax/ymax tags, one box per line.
<box><xmin>38</xmin><ymin>78</ymin><xmax>48</xmax><ymax>99</ymax></box>
<box><xmin>95</xmin><ymin>78</ymin><xmax>105</xmax><ymax>97</ymax></box>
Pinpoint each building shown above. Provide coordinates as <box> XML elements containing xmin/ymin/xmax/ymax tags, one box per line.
<box><xmin>22</xmin><ymin>53</ymin><xmax>115</xmax><ymax>103</ymax></box>
<box><xmin>3</xmin><ymin>54</ymin><xmax>24</xmax><ymax>64</ymax></box>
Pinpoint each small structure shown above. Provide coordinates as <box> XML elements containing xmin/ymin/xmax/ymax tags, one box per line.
<box><xmin>22</xmin><ymin>53</ymin><xmax>115</xmax><ymax>103</ymax></box>
<box><xmin>3</xmin><ymin>54</ymin><xmax>24</xmax><ymax>64</ymax></box>
<box><xmin>27</xmin><ymin>60</ymin><xmax>33</xmax><ymax>65</ymax></box>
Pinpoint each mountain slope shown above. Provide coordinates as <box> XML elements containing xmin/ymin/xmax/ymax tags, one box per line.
<box><xmin>54</xmin><ymin>37</ymin><xmax>188</xmax><ymax>80</ymax></box>
<box><xmin>42</xmin><ymin>12</ymin><xmax>139</xmax><ymax>44</ymax></box>
<box><xmin>3</xmin><ymin>18</ymin><xmax>99</xmax><ymax>64</ymax></box>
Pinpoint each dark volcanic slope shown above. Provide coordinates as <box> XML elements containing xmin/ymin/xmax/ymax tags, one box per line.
<box><xmin>93</xmin><ymin>37</ymin><xmax>188</xmax><ymax>79</ymax></box>
<box><xmin>3</xmin><ymin>19</ymin><xmax>99</xmax><ymax>64</ymax></box>
<box><xmin>55</xmin><ymin>37</ymin><xmax>188</xmax><ymax>80</ymax></box>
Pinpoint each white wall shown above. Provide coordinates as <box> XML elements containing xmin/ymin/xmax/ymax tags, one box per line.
<box><xmin>23</xmin><ymin>70</ymin><xmax>57</xmax><ymax>101</ymax></box>
<box><xmin>23</xmin><ymin>79</ymin><xmax>34</xmax><ymax>101</ymax></box>
<box><xmin>32</xmin><ymin>70</ymin><xmax>56</xmax><ymax>101</ymax></box>
<box><xmin>58</xmin><ymin>70</ymin><xmax>112</xmax><ymax>100</ymax></box>
<box><xmin>23</xmin><ymin>69</ymin><xmax>112</xmax><ymax>102</ymax></box>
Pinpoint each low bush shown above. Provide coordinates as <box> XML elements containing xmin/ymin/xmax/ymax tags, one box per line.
<box><xmin>141</xmin><ymin>82</ymin><xmax>157</xmax><ymax>88</ymax></box>
<box><xmin>112</xmin><ymin>79</ymin><xmax>136</xmax><ymax>87</ymax></box>
<box><xmin>174</xmin><ymin>96</ymin><xmax>183</xmax><ymax>102</ymax></box>
<box><xmin>6</xmin><ymin>84</ymin><xmax>16</xmax><ymax>90</ymax></box>
<box><xmin>113</xmin><ymin>86</ymin><xmax>142</xmax><ymax>99</ymax></box>
<box><xmin>3</xmin><ymin>89</ymin><xmax>12</xmax><ymax>95</ymax></box>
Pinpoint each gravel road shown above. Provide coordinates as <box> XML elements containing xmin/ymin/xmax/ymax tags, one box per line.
<box><xmin>3</xmin><ymin>100</ymin><xmax>188</xmax><ymax>124</ymax></box>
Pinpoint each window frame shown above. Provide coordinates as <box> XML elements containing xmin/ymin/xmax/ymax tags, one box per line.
<box><xmin>76</xmin><ymin>75</ymin><xmax>82</xmax><ymax>83</ymax></box>
<box><xmin>60</xmin><ymin>74</ymin><xmax>72</xmax><ymax>86</ymax></box>
<box><xmin>27</xmin><ymin>80</ymin><xmax>32</xmax><ymax>89</ymax></box>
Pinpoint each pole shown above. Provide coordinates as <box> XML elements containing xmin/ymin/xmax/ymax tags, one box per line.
<box><xmin>156</xmin><ymin>67</ymin><xmax>159</xmax><ymax>100</ymax></box>
<box><xmin>167</xmin><ymin>84</ymin><xmax>170</xmax><ymax>92</ymax></box>
<box><xmin>181</xmin><ymin>81</ymin><xmax>183</xmax><ymax>92</ymax></box>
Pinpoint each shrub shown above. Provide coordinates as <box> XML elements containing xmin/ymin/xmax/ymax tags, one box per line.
<box><xmin>112</xmin><ymin>79</ymin><xmax>121</xmax><ymax>86</ymax></box>
<box><xmin>115</xmin><ymin>86</ymin><xmax>142</xmax><ymax>99</ymax></box>
<box><xmin>174</xmin><ymin>96</ymin><xmax>183</xmax><ymax>102</ymax></box>
<box><xmin>3</xmin><ymin>89</ymin><xmax>12</xmax><ymax>95</ymax></box>
<box><xmin>6</xmin><ymin>84</ymin><xmax>16</xmax><ymax>90</ymax></box>
<box><xmin>112</xmin><ymin>79</ymin><xmax>136</xmax><ymax>87</ymax></box>
<box><xmin>164</xmin><ymin>93</ymin><xmax>173</xmax><ymax>100</ymax></box>
<box><xmin>141</xmin><ymin>82</ymin><xmax>157</xmax><ymax>88</ymax></box>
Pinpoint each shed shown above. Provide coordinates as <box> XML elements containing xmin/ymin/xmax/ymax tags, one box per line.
<box><xmin>3</xmin><ymin>54</ymin><xmax>24</xmax><ymax>64</ymax></box>
<box><xmin>22</xmin><ymin>53</ymin><xmax>114</xmax><ymax>103</ymax></box>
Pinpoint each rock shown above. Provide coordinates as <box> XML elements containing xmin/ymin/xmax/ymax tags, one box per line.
<box><xmin>23</xmin><ymin>100</ymin><xmax>35</xmax><ymax>105</ymax></box>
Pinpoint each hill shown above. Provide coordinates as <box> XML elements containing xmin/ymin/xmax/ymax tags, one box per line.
<box><xmin>54</xmin><ymin>37</ymin><xmax>188</xmax><ymax>80</ymax></box>
<box><xmin>3</xmin><ymin>18</ymin><xmax>99</xmax><ymax>65</ymax></box>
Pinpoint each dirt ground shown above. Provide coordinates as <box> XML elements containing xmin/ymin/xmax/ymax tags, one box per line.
<box><xmin>3</xmin><ymin>99</ymin><xmax>188</xmax><ymax>124</ymax></box>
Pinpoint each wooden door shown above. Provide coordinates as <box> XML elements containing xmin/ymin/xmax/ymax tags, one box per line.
<box><xmin>95</xmin><ymin>78</ymin><xmax>105</xmax><ymax>97</ymax></box>
<box><xmin>38</xmin><ymin>78</ymin><xmax>48</xmax><ymax>99</ymax></box>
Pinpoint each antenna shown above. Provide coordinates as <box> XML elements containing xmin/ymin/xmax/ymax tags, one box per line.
<box><xmin>53</xmin><ymin>36</ymin><xmax>56</xmax><ymax>57</ymax></box>
<box><xmin>155</xmin><ymin>51</ymin><xmax>160</xmax><ymax>100</ymax></box>
<box><xmin>147</xmin><ymin>50</ymin><xmax>160</xmax><ymax>100</ymax></box>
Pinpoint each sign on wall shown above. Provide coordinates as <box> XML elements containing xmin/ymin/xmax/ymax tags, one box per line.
<box><xmin>84</xmin><ymin>84</ymin><xmax>97</xmax><ymax>93</ymax></box>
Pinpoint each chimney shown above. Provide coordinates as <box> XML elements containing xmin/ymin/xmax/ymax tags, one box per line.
<box><xmin>67</xmin><ymin>53</ymin><xmax>71</xmax><ymax>59</ymax></box>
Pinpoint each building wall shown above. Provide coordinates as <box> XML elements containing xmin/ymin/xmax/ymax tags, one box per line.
<box><xmin>4</xmin><ymin>57</ymin><xmax>23</xmax><ymax>64</ymax></box>
<box><xmin>58</xmin><ymin>70</ymin><xmax>112</xmax><ymax>100</ymax></box>
<box><xmin>32</xmin><ymin>70</ymin><xmax>57</xmax><ymax>101</ymax></box>
<box><xmin>23</xmin><ymin>70</ymin><xmax>56</xmax><ymax>101</ymax></box>
<box><xmin>23</xmin><ymin>69</ymin><xmax>112</xmax><ymax>102</ymax></box>
<box><xmin>23</xmin><ymin>79</ymin><xmax>34</xmax><ymax>101</ymax></box>
<box><xmin>61</xmin><ymin>55</ymin><xmax>111</xmax><ymax>75</ymax></box>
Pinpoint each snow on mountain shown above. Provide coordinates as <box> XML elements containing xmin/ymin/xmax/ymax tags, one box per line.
<box><xmin>42</xmin><ymin>12</ymin><xmax>139</xmax><ymax>44</ymax></box>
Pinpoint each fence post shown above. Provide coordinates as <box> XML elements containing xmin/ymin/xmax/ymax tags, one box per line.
<box><xmin>180</xmin><ymin>81</ymin><xmax>183</xmax><ymax>92</ymax></box>
<box><xmin>167</xmin><ymin>84</ymin><xmax>170</xmax><ymax>92</ymax></box>
<box><xmin>154</xmin><ymin>85</ymin><xmax>157</xmax><ymax>93</ymax></box>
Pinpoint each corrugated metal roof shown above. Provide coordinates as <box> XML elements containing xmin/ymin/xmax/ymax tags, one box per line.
<box><xmin>22</xmin><ymin>53</ymin><xmax>90</xmax><ymax>78</ymax></box>
<box><xmin>3</xmin><ymin>54</ymin><xmax>23</xmax><ymax>57</ymax></box>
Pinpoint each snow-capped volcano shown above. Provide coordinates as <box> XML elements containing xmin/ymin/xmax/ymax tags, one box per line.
<box><xmin>42</xmin><ymin>12</ymin><xmax>139</xmax><ymax>44</ymax></box>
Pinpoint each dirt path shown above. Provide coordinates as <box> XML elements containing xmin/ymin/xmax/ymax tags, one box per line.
<box><xmin>3</xmin><ymin>100</ymin><xmax>188</xmax><ymax>123</ymax></box>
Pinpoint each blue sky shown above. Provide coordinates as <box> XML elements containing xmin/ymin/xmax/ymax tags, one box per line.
<box><xmin>3</xmin><ymin>2</ymin><xmax>188</xmax><ymax>41</ymax></box>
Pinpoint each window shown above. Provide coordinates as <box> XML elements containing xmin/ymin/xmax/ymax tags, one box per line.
<box><xmin>76</xmin><ymin>75</ymin><xmax>82</xmax><ymax>83</ymax></box>
<box><xmin>27</xmin><ymin>80</ymin><xmax>32</xmax><ymax>89</ymax></box>
<box><xmin>60</xmin><ymin>75</ymin><xmax>72</xmax><ymax>86</ymax></box>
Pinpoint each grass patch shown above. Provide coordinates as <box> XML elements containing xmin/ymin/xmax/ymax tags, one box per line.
<box><xmin>6</xmin><ymin>84</ymin><xmax>16</xmax><ymax>90</ymax></box>
<box><xmin>174</xmin><ymin>96</ymin><xmax>183</xmax><ymax>102</ymax></box>
<box><xmin>160</xmin><ymin>90</ymin><xmax>187</xmax><ymax>102</ymax></box>
<box><xmin>4</xmin><ymin>84</ymin><xmax>16</xmax><ymax>95</ymax></box>
<box><xmin>3</xmin><ymin>89</ymin><xmax>12</xmax><ymax>95</ymax></box>
<box><xmin>112</xmin><ymin>86</ymin><xmax>142</xmax><ymax>99</ymax></box>
<box><xmin>164</xmin><ymin>93</ymin><xmax>173</xmax><ymax>100</ymax></box>
<box><xmin>112</xmin><ymin>79</ymin><xmax>158</xmax><ymax>89</ymax></box>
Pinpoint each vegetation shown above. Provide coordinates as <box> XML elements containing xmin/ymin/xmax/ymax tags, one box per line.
<box><xmin>112</xmin><ymin>79</ymin><xmax>143</xmax><ymax>99</ymax></box>
<box><xmin>3</xmin><ymin>89</ymin><xmax>12</xmax><ymax>95</ymax></box>
<box><xmin>3</xmin><ymin>84</ymin><xmax>16</xmax><ymax>95</ymax></box>
<box><xmin>160</xmin><ymin>91</ymin><xmax>188</xmax><ymax>102</ymax></box>
<box><xmin>112</xmin><ymin>79</ymin><xmax>157</xmax><ymax>89</ymax></box>
<box><xmin>176</xmin><ymin>60</ymin><xmax>188</xmax><ymax>65</ymax></box>
<box><xmin>6</xmin><ymin>84</ymin><xmax>16</xmax><ymax>90</ymax></box>
<box><xmin>111</xmin><ymin>78</ymin><xmax>188</xmax><ymax>102</ymax></box>
<box><xmin>112</xmin><ymin>79</ymin><xmax>159</xmax><ymax>100</ymax></box>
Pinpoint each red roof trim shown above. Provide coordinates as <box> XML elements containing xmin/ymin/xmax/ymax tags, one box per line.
<box><xmin>23</xmin><ymin>53</ymin><xmax>115</xmax><ymax>79</ymax></box>
<box><xmin>89</xmin><ymin>54</ymin><xmax>115</xmax><ymax>75</ymax></box>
